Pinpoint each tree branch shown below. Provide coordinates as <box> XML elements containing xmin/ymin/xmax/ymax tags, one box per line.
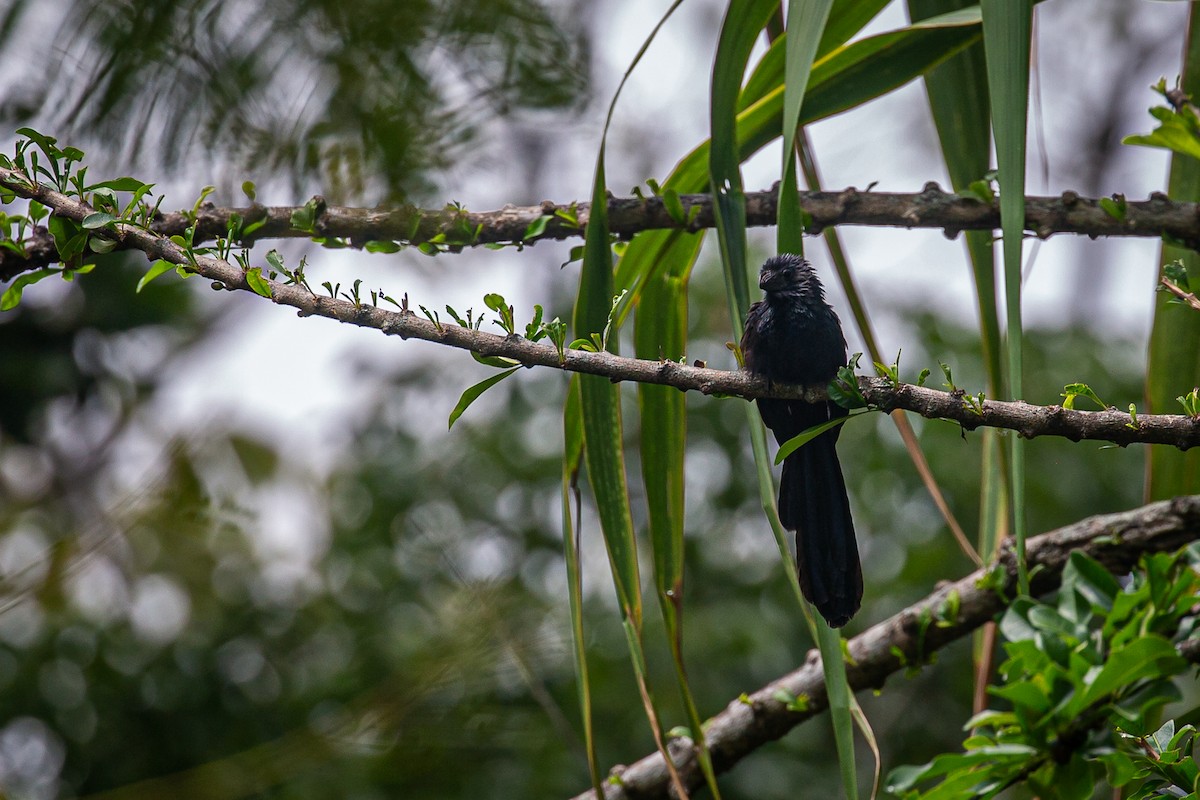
<box><xmin>3</xmin><ymin>181</ymin><xmax>1199</xmax><ymax>280</ymax></box>
<box><xmin>3</xmin><ymin>167</ymin><xmax>1200</xmax><ymax>449</ymax></box>
<box><xmin>568</xmin><ymin>496</ymin><xmax>1200</xmax><ymax>800</ymax></box>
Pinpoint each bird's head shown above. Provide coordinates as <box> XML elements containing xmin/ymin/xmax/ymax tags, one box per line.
<box><xmin>758</xmin><ymin>254</ymin><xmax>822</xmax><ymax>296</ymax></box>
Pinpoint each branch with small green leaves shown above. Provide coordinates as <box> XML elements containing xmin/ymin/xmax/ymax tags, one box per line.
<box><xmin>8</xmin><ymin>149</ymin><xmax>1200</xmax><ymax>279</ymax></box>
<box><xmin>4</xmin><ymin>164</ymin><xmax>1200</xmax><ymax>449</ymax></box>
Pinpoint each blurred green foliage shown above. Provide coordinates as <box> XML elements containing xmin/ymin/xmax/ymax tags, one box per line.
<box><xmin>0</xmin><ymin>0</ymin><xmax>588</xmax><ymax>203</ymax></box>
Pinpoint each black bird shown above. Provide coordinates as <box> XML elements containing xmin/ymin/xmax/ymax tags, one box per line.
<box><xmin>740</xmin><ymin>254</ymin><xmax>862</xmax><ymax>627</ymax></box>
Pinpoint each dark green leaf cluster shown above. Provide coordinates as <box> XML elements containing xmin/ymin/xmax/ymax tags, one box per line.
<box><xmin>887</xmin><ymin>547</ymin><xmax>1200</xmax><ymax>800</ymax></box>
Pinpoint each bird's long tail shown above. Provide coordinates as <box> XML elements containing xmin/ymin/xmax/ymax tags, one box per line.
<box><xmin>778</xmin><ymin>434</ymin><xmax>862</xmax><ymax>628</ymax></box>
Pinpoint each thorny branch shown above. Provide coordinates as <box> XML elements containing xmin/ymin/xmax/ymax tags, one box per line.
<box><xmin>569</xmin><ymin>496</ymin><xmax>1200</xmax><ymax>800</ymax></box>
<box><xmin>3</xmin><ymin>167</ymin><xmax>1200</xmax><ymax>449</ymax></box>
<box><xmin>3</xmin><ymin>181</ymin><xmax>1200</xmax><ymax>280</ymax></box>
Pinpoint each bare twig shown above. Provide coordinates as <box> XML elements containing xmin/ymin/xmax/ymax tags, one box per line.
<box><xmin>568</xmin><ymin>496</ymin><xmax>1200</xmax><ymax>800</ymax></box>
<box><xmin>1160</xmin><ymin>275</ymin><xmax>1200</xmax><ymax>311</ymax></box>
<box><xmin>4</xmin><ymin>182</ymin><xmax>1200</xmax><ymax>280</ymax></box>
<box><xmin>3</xmin><ymin>167</ymin><xmax>1200</xmax><ymax>449</ymax></box>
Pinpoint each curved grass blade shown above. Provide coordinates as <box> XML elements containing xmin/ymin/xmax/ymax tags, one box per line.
<box><xmin>981</xmin><ymin>0</ymin><xmax>1033</xmax><ymax>594</ymax></box>
<box><xmin>778</xmin><ymin>0</ymin><xmax>834</xmax><ymax>257</ymax></box>
<box><xmin>635</xmin><ymin>243</ymin><xmax>720</xmax><ymax>796</ymax></box>
<box><xmin>908</xmin><ymin>0</ymin><xmax>1008</xmax><ymax>711</ymax></box>
<box><xmin>710</xmin><ymin>0</ymin><xmax>780</xmax><ymax>320</ymax></box>
<box><xmin>776</xmin><ymin>5</ymin><xmax>860</xmax><ymax>797</ymax></box>
<box><xmin>560</xmin><ymin>378</ymin><xmax>602</xmax><ymax>797</ymax></box>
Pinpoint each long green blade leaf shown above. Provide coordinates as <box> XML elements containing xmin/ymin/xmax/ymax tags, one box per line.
<box><xmin>778</xmin><ymin>0</ymin><xmax>834</xmax><ymax>256</ymax></box>
<box><xmin>1147</xmin><ymin>6</ymin><xmax>1200</xmax><ymax>501</ymax></box>
<box><xmin>981</xmin><ymin>0</ymin><xmax>1032</xmax><ymax>594</ymax></box>
<box><xmin>711</xmin><ymin>0</ymin><xmax>780</xmax><ymax>322</ymax></box>
<box><xmin>560</xmin><ymin>378</ymin><xmax>602</xmax><ymax>796</ymax></box>
<box><xmin>572</xmin><ymin>5</ymin><xmax>693</xmax><ymax>797</ymax></box>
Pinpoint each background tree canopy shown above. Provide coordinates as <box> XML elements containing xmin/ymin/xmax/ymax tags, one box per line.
<box><xmin>0</xmin><ymin>2</ymin><xmax>1197</xmax><ymax>800</ymax></box>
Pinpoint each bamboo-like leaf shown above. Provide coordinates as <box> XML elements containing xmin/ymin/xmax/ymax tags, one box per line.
<box><xmin>981</xmin><ymin>0</ymin><xmax>1032</xmax><ymax>594</ymax></box>
<box><xmin>909</xmin><ymin>0</ymin><xmax>1000</xmax><ymax>396</ymax></box>
<box><xmin>711</xmin><ymin>0</ymin><xmax>780</xmax><ymax>321</ymax></box>
<box><xmin>779</xmin><ymin>6</ymin><xmax>858</xmax><ymax>798</ymax></box>
<box><xmin>1147</xmin><ymin>5</ymin><xmax>1200</xmax><ymax>501</ymax></box>
<box><xmin>819</xmin><ymin>0</ymin><xmax>891</xmax><ymax>58</ymax></box>
<box><xmin>909</xmin><ymin>0</ymin><xmax>1009</xmax><ymax>713</ymax></box>
<box><xmin>560</xmin><ymin>379</ymin><xmax>601</xmax><ymax>797</ymax></box>
<box><xmin>572</xmin><ymin>4</ymin><xmax>691</xmax><ymax>797</ymax></box>
<box><xmin>778</xmin><ymin>0</ymin><xmax>833</xmax><ymax>256</ymax></box>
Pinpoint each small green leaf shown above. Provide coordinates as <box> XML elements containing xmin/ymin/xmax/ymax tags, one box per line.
<box><xmin>1079</xmin><ymin>635</ymin><xmax>1185</xmax><ymax>708</ymax></box>
<box><xmin>1178</xmin><ymin>387</ymin><xmax>1200</xmax><ymax>418</ymax></box>
<box><xmin>1097</xmin><ymin>751</ymin><xmax>1136</xmax><ymax>787</ymax></box>
<box><xmin>1098</xmin><ymin>194</ymin><xmax>1128</xmax><ymax>221</ymax></box>
<box><xmin>561</xmin><ymin>245</ymin><xmax>586</xmax><ymax>268</ymax></box>
<box><xmin>448</xmin><ymin>367</ymin><xmax>519</xmax><ymax>428</ymax></box>
<box><xmin>245</xmin><ymin>267</ymin><xmax>273</xmax><ymax>298</ymax></box>
<box><xmin>81</xmin><ymin>212</ymin><xmax>117</xmax><ymax>230</ymax></box>
<box><xmin>470</xmin><ymin>352</ymin><xmax>520</xmax><ymax>369</ymax></box>
<box><xmin>85</xmin><ymin>177</ymin><xmax>149</xmax><ymax>192</ymax></box>
<box><xmin>137</xmin><ymin>260</ymin><xmax>177</xmax><ymax>293</ymax></box>
<box><xmin>964</xmin><ymin>178</ymin><xmax>995</xmax><ymax>204</ymax></box>
<box><xmin>242</xmin><ymin>180</ymin><xmax>257</xmax><ymax>202</ymax></box>
<box><xmin>290</xmin><ymin>199</ymin><xmax>319</xmax><ymax>232</ymax></box>
<box><xmin>569</xmin><ymin>338</ymin><xmax>598</xmax><ymax>352</ymax></box>
<box><xmin>1</xmin><ymin>268</ymin><xmax>58</xmax><ymax>310</ymax></box>
<box><xmin>828</xmin><ymin>361</ymin><xmax>868</xmax><ymax>409</ymax></box>
<box><xmin>47</xmin><ymin>215</ymin><xmax>79</xmax><ymax>252</ymax></box>
<box><xmin>523</xmin><ymin>214</ymin><xmax>551</xmax><ymax>240</ymax></box>
<box><xmin>1124</xmin><ymin>108</ymin><xmax>1200</xmax><ymax>161</ymax></box>
<box><xmin>241</xmin><ymin>218</ymin><xmax>267</xmax><ymax>239</ymax></box>
<box><xmin>774</xmin><ymin>414</ymin><xmax>858</xmax><ymax>464</ymax></box>
<box><xmin>1061</xmin><ymin>382</ymin><xmax>1108</xmax><ymax>410</ymax></box>
<box><xmin>365</xmin><ymin>240</ymin><xmax>402</xmax><ymax>253</ymax></box>
<box><xmin>1061</xmin><ymin>551</ymin><xmax>1120</xmax><ymax>612</ymax></box>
